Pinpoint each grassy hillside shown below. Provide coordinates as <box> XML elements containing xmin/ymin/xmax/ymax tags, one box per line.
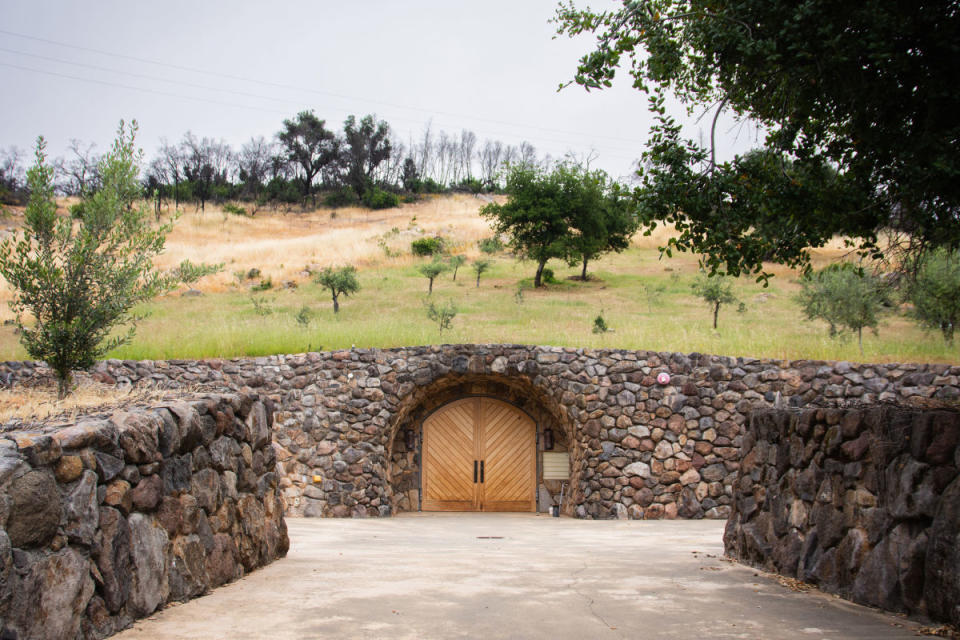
<box><xmin>0</xmin><ymin>195</ymin><xmax>955</xmax><ymax>364</ymax></box>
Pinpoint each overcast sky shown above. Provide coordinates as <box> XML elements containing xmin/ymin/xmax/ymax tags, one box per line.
<box><xmin>0</xmin><ymin>0</ymin><xmax>760</xmax><ymax>180</ymax></box>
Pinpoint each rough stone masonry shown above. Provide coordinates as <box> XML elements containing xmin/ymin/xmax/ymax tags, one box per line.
<box><xmin>3</xmin><ymin>344</ymin><xmax>956</xmax><ymax>522</ymax></box>
<box><xmin>0</xmin><ymin>393</ymin><xmax>289</xmax><ymax>640</ymax></box>
<box><xmin>725</xmin><ymin>405</ymin><xmax>960</xmax><ymax>626</ymax></box>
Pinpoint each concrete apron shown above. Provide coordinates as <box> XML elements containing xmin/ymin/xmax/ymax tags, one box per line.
<box><xmin>115</xmin><ymin>515</ymin><xmax>924</xmax><ymax>640</ymax></box>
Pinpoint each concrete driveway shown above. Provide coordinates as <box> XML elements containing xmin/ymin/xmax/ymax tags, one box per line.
<box><xmin>115</xmin><ymin>514</ymin><xmax>924</xmax><ymax>640</ymax></box>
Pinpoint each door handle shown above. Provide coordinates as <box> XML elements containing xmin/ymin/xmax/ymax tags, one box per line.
<box><xmin>474</xmin><ymin>460</ymin><xmax>478</xmax><ymax>483</ymax></box>
<box><xmin>480</xmin><ymin>460</ymin><xmax>485</xmax><ymax>483</ymax></box>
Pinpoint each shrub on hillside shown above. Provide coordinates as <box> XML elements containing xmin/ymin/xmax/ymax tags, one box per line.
<box><xmin>478</xmin><ymin>236</ymin><xmax>504</xmax><ymax>254</ymax></box>
<box><xmin>412</xmin><ymin>236</ymin><xmax>445</xmax><ymax>257</ymax></box>
<box><xmin>324</xmin><ymin>187</ymin><xmax>359</xmax><ymax>208</ymax></box>
<box><xmin>363</xmin><ymin>188</ymin><xmax>399</xmax><ymax>210</ymax></box>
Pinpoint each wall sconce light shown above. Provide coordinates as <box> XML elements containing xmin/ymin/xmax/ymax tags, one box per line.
<box><xmin>543</xmin><ymin>428</ymin><xmax>554</xmax><ymax>451</ymax></box>
<box><xmin>405</xmin><ymin>429</ymin><xmax>416</xmax><ymax>450</ymax></box>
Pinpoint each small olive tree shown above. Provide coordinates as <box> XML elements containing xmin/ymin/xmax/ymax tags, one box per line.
<box><xmin>314</xmin><ymin>265</ymin><xmax>360</xmax><ymax>313</ymax></box>
<box><xmin>691</xmin><ymin>273</ymin><xmax>739</xmax><ymax>329</ymax></box>
<box><xmin>907</xmin><ymin>249</ymin><xmax>960</xmax><ymax>343</ymax></box>
<box><xmin>796</xmin><ymin>264</ymin><xmax>886</xmax><ymax>355</ymax></box>
<box><xmin>418</xmin><ymin>257</ymin><xmax>448</xmax><ymax>295</ymax></box>
<box><xmin>448</xmin><ymin>254</ymin><xmax>466</xmax><ymax>281</ymax></box>
<box><xmin>0</xmin><ymin>123</ymin><xmax>176</xmax><ymax>398</ymax></box>
<box><xmin>425</xmin><ymin>299</ymin><xmax>458</xmax><ymax>337</ymax></box>
<box><xmin>472</xmin><ymin>259</ymin><xmax>492</xmax><ymax>288</ymax></box>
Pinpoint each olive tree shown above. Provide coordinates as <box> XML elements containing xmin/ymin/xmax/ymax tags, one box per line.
<box><xmin>691</xmin><ymin>273</ymin><xmax>739</xmax><ymax>330</ymax></box>
<box><xmin>907</xmin><ymin>249</ymin><xmax>960</xmax><ymax>343</ymax></box>
<box><xmin>418</xmin><ymin>258</ymin><xmax>448</xmax><ymax>295</ymax></box>
<box><xmin>472</xmin><ymin>259</ymin><xmax>492</xmax><ymax>288</ymax></box>
<box><xmin>314</xmin><ymin>265</ymin><xmax>360</xmax><ymax>313</ymax></box>
<box><xmin>795</xmin><ymin>264</ymin><xmax>886</xmax><ymax>355</ymax></box>
<box><xmin>0</xmin><ymin>122</ymin><xmax>176</xmax><ymax>398</ymax></box>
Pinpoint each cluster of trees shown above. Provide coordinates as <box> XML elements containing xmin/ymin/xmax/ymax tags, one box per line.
<box><xmin>481</xmin><ymin>162</ymin><xmax>638</xmax><ymax>287</ymax></box>
<box><xmin>1</xmin><ymin>112</ymin><xmax>561</xmax><ymax>214</ymax></box>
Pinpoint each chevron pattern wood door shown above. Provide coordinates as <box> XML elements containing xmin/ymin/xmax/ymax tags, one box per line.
<box><xmin>421</xmin><ymin>397</ymin><xmax>536</xmax><ymax>512</ymax></box>
<box><xmin>421</xmin><ymin>398</ymin><xmax>479</xmax><ymax>511</ymax></box>
<box><xmin>478</xmin><ymin>398</ymin><xmax>536</xmax><ymax>512</ymax></box>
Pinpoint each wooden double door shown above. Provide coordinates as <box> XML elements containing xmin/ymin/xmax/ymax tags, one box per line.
<box><xmin>421</xmin><ymin>397</ymin><xmax>536</xmax><ymax>512</ymax></box>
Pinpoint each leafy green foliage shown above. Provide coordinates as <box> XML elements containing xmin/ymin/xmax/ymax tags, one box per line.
<box><xmin>222</xmin><ymin>203</ymin><xmax>248</xmax><ymax>216</ymax></box>
<box><xmin>482</xmin><ymin>163</ymin><xmax>617</xmax><ymax>287</ymax></box>
<box><xmin>472</xmin><ymin>258</ymin><xmax>492</xmax><ymax>287</ymax></box>
<box><xmin>342</xmin><ymin>114</ymin><xmax>392</xmax><ymax>197</ymax></box>
<box><xmin>411</xmin><ymin>236</ymin><xmax>445</xmax><ymax>257</ymax></box>
<box><xmin>691</xmin><ymin>273</ymin><xmax>739</xmax><ymax>329</ymax></box>
<box><xmin>592</xmin><ymin>314</ymin><xmax>609</xmax><ymax>334</ymax></box>
<box><xmin>324</xmin><ymin>187</ymin><xmax>360</xmax><ymax>208</ymax></box>
<box><xmin>314</xmin><ymin>265</ymin><xmax>360</xmax><ymax>313</ymax></box>
<box><xmin>555</xmin><ymin>0</ymin><xmax>960</xmax><ymax>279</ymax></box>
<box><xmin>362</xmin><ymin>187</ymin><xmax>399</xmax><ymax>210</ymax></box>
<box><xmin>563</xmin><ymin>170</ymin><xmax>639</xmax><ymax>279</ymax></box>
<box><xmin>448</xmin><ymin>254</ymin><xmax>466</xmax><ymax>281</ymax></box>
<box><xmin>295</xmin><ymin>304</ymin><xmax>314</xmax><ymax>327</ymax></box>
<box><xmin>907</xmin><ymin>250</ymin><xmax>960</xmax><ymax>343</ymax></box>
<box><xmin>417</xmin><ymin>257</ymin><xmax>448</xmax><ymax>295</ymax></box>
<box><xmin>425</xmin><ymin>299</ymin><xmax>457</xmax><ymax>337</ymax></box>
<box><xmin>795</xmin><ymin>264</ymin><xmax>886</xmax><ymax>354</ymax></box>
<box><xmin>0</xmin><ymin>123</ymin><xmax>176</xmax><ymax>397</ymax></box>
<box><xmin>170</xmin><ymin>259</ymin><xmax>224</xmax><ymax>286</ymax></box>
<box><xmin>249</xmin><ymin>295</ymin><xmax>274</xmax><ymax>316</ymax></box>
<box><xmin>278</xmin><ymin>110</ymin><xmax>339</xmax><ymax>201</ymax></box>
<box><xmin>478</xmin><ymin>236</ymin><xmax>504</xmax><ymax>254</ymax></box>
<box><xmin>251</xmin><ymin>277</ymin><xmax>273</xmax><ymax>292</ymax></box>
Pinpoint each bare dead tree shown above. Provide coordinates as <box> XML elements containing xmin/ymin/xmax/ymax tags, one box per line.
<box><xmin>236</xmin><ymin>136</ymin><xmax>274</xmax><ymax>204</ymax></box>
<box><xmin>0</xmin><ymin>146</ymin><xmax>26</xmax><ymax>205</ymax></box>
<box><xmin>62</xmin><ymin>139</ymin><xmax>101</xmax><ymax>196</ymax></box>
<box><xmin>416</xmin><ymin>121</ymin><xmax>434</xmax><ymax>180</ymax></box>
<box><xmin>158</xmin><ymin>138</ymin><xmax>184</xmax><ymax>210</ymax></box>
<box><xmin>519</xmin><ymin>141</ymin><xmax>538</xmax><ymax>169</ymax></box>
<box><xmin>459</xmin><ymin>129</ymin><xmax>477</xmax><ymax>182</ymax></box>
<box><xmin>479</xmin><ymin>139</ymin><xmax>503</xmax><ymax>190</ymax></box>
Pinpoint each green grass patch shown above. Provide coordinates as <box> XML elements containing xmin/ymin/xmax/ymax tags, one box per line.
<box><xmin>1</xmin><ymin>248</ymin><xmax>957</xmax><ymax>363</ymax></box>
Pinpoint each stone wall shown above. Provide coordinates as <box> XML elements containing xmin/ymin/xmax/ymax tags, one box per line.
<box><xmin>0</xmin><ymin>393</ymin><xmax>289</xmax><ymax>640</ymax></box>
<box><xmin>724</xmin><ymin>406</ymin><xmax>960</xmax><ymax>626</ymax></box>
<box><xmin>3</xmin><ymin>345</ymin><xmax>958</xmax><ymax>521</ymax></box>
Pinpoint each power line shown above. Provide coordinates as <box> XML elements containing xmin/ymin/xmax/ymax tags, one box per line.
<box><xmin>0</xmin><ymin>45</ymin><xmax>644</xmax><ymax>159</ymax></box>
<box><xmin>0</xmin><ymin>61</ymin><xmax>643</xmax><ymax>165</ymax></box>
<box><xmin>0</xmin><ymin>28</ymin><xmax>649</xmax><ymax>148</ymax></box>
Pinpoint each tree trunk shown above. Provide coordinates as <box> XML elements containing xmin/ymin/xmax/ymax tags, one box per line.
<box><xmin>56</xmin><ymin>372</ymin><xmax>72</xmax><ymax>400</ymax></box>
<box><xmin>713</xmin><ymin>302</ymin><xmax>720</xmax><ymax>329</ymax></box>
<box><xmin>428</xmin><ymin>277</ymin><xmax>434</xmax><ymax>295</ymax></box>
<box><xmin>332</xmin><ymin>291</ymin><xmax>339</xmax><ymax>313</ymax></box>
<box><xmin>581</xmin><ymin>256</ymin><xmax>588</xmax><ymax>280</ymax></box>
<box><xmin>858</xmin><ymin>327</ymin><xmax>863</xmax><ymax>355</ymax></box>
<box><xmin>452</xmin><ymin>266</ymin><xmax>458</xmax><ymax>281</ymax></box>
<box><xmin>534</xmin><ymin>259</ymin><xmax>547</xmax><ymax>288</ymax></box>
<box><xmin>476</xmin><ymin>273</ymin><xmax>481</xmax><ymax>288</ymax></box>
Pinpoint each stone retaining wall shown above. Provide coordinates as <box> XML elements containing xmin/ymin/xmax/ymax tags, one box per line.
<box><xmin>3</xmin><ymin>345</ymin><xmax>958</xmax><ymax>521</ymax></box>
<box><xmin>724</xmin><ymin>406</ymin><xmax>960</xmax><ymax>626</ymax></box>
<box><xmin>0</xmin><ymin>393</ymin><xmax>289</xmax><ymax>639</ymax></box>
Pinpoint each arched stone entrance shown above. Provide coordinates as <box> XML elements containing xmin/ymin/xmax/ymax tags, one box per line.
<box><xmin>386</xmin><ymin>374</ymin><xmax>581</xmax><ymax>515</ymax></box>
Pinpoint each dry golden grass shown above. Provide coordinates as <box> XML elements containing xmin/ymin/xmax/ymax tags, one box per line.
<box><xmin>0</xmin><ymin>194</ymin><xmax>502</xmax><ymax>317</ymax></box>
<box><xmin>0</xmin><ymin>378</ymin><xmax>181</xmax><ymax>424</ymax></box>
<box><xmin>159</xmin><ymin>194</ymin><xmax>501</xmax><ymax>293</ymax></box>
